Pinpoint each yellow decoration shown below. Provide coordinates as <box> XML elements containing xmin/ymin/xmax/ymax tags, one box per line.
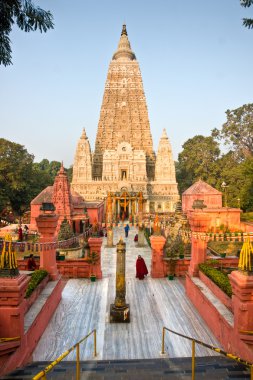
<box><xmin>0</xmin><ymin>233</ymin><xmax>18</xmax><ymax>270</ymax></box>
<box><xmin>238</xmin><ymin>238</ymin><xmax>253</xmax><ymax>272</ymax></box>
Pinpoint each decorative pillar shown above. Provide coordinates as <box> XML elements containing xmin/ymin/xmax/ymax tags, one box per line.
<box><xmin>88</xmin><ymin>237</ymin><xmax>102</xmax><ymax>279</ymax></box>
<box><xmin>106</xmin><ymin>227</ymin><xmax>115</xmax><ymax>248</ymax></box>
<box><xmin>36</xmin><ymin>204</ymin><xmax>59</xmax><ymax>280</ymax></box>
<box><xmin>150</xmin><ymin>235</ymin><xmax>166</xmax><ymax>278</ymax></box>
<box><xmin>229</xmin><ymin>271</ymin><xmax>253</xmax><ymax>348</ymax></box>
<box><xmin>137</xmin><ymin>225</ymin><xmax>145</xmax><ymax>247</ymax></box>
<box><xmin>0</xmin><ymin>275</ymin><xmax>29</xmax><ymax>340</ymax></box>
<box><xmin>110</xmin><ymin>238</ymin><xmax>130</xmax><ymax>322</ymax></box>
<box><xmin>188</xmin><ymin>210</ymin><xmax>210</xmax><ymax>277</ymax></box>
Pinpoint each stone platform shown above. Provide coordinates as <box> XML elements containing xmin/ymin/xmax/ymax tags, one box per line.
<box><xmin>33</xmin><ymin>226</ymin><xmax>222</xmax><ymax>361</ymax></box>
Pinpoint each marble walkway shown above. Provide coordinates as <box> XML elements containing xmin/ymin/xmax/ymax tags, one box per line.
<box><xmin>33</xmin><ymin>225</ymin><xmax>221</xmax><ymax>362</ymax></box>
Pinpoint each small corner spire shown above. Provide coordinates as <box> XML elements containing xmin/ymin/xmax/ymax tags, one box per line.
<box><xmin>59</xmin><ymin>161</ymin><xmax>65</xmax><ymax>174</ymax></box>
<box><xmin>121</xmin><ymin>24</ymin><xmax>127</xmax><ymax>36</ymax></box>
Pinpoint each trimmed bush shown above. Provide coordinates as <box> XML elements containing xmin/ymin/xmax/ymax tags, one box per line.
<box><xmin>199</xmin><ymin>264</ymin><xmax>232</xmax><ymax>298</ymax></box>
<box><xmin>25</xmin><ymin>270</ymin><xmax>48</xmax><ymax>298</ymax></box>
<box><xmin>144</xmin><ymin>228</ymin><xmax>151</xmax><ymax>247</ymax></box>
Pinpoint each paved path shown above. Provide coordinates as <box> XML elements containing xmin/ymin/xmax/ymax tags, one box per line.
<box><xmin>33</xmin><ymin>226</ymin><xmax>221</xmax><ymax>361</ymax></box>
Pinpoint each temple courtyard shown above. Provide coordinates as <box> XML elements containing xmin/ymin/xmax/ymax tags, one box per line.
<box><xmin>32</xmin><ymin>226</ymin><xmax>221</xmax><ymax>362</ymax></box>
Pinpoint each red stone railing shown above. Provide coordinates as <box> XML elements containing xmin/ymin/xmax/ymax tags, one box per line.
<box><xmin>0</xmin><ymin>228</ymin><xmax>93</xmax><ymax>254</ymax></box>
<box><xmin>191</xmin><ymin>232</ymin><xmax>253</xmax><ymax>241</ymax></box>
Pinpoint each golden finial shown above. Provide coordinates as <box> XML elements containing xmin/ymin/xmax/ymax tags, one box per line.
<box><xmin>121</xmin><ymin>24</ymin><xmax>127</xmax><ymax>36</ymax></box>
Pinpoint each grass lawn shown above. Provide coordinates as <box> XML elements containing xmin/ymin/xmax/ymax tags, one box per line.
<box><xmin>241</xmin><ymin>212</ymin><xmax>253</xmax><ymax>223</ymax></box>
<box><xmin>208</xmin><ymin>241</ymin><xmax>243</xmax><ymax>256</ymax></box>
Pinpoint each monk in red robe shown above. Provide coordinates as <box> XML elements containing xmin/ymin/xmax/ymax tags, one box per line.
<box><xmin>136</xmin><ymin>255</ymin><xmax>148</xmax><ymax>280</ymax></box>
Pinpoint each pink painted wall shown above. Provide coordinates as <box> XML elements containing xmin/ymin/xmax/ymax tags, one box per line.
<box><xmin>186</xmin><ymin>274</ymin><xmax>253</xmax><ymax>362</ymax></box>
<box><xmin>0</xmin><ymin>279</ymin><xmax>65</xmax><ymax>376</ymax></box>
<box><xmin>241</xmin><ymin>222</ymin><xmax>253</xmax><ymax>233</ymax></box>
<box><xmin>183</xmin><ymin>193</ymin><xmax>222</xmax><ymax>213</ymax></box>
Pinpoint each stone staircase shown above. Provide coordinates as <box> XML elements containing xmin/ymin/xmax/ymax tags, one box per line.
<box><xmin>1</xmin><ymin>357</ymin><xmax>251</xmax><ymax>379</ymax></box>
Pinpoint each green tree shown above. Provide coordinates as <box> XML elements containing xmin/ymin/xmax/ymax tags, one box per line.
<box><xmin>0</xmin><ymin>138</ymin><xmax>34</xmax><ymax>216</ymax></box>
<box><xmin>241</xmin><ymin>0</ymin><xmax>253</xmax><ymax>29</ymax></box>
<box><xmin>239</xmin><ymin>157</ymin><xmax>253</xmax><ymax>211</ymax></box>
<box><xmin>177</xmin><ymin>135</ymin><xmax>220</xmax><ymax>194</ymax></box>
<box><xmin>0</xmin><ymin>0</ymin><xmax>54</xmax><ymax>66</ymax></box>
<box><xmin>212</xmin><ymin>103</ymin><xmax>253</xmax><ymax>159</ymax></box>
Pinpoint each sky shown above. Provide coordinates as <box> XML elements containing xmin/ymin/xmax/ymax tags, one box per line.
<box><xmin>0</xmin><ymin>0</ymin><xmax>252</xmax><ymax>167</ymax></box>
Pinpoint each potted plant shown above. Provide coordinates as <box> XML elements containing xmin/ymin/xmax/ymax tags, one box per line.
<box><xmin>220</xmin><ymin>252</ymin><xmax>226</xmax><ymax>258</ymax></box>
<box><xmin>87</xmin><ymin>251</ymin><xmax>99</xmax><ymax>282</ymax></box>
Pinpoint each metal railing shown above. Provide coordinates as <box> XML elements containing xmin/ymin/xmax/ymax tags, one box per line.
<box><xmin>33</xmin><ymin>329</ymin><xmax>97</xmax><ymax>380</ymax></box>
<box><xmin>0</xmin><ymin>336</ymin><xmax>20</xmax><ymax>343</ymax></box>
<box><xmin>161</xmin><ymin>327</ymin><xmax>253</xmax><ymax>380</ymax></box>
<box><xmin>240</xmin><ymin>330</ymin><xmax>253</xmax><ymax>335</ymax></box>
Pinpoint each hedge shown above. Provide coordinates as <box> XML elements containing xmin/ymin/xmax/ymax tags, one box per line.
<box><xmin>144</xmin><ymin>228</ymin><xmax>151</xmax><ymax>247</ymax></box>
<box><xmin>25</xmin><ymin>269</ymin><xmax>48</xmax><ymax>298</ymax></box>
<box><xmin>199</xmin><ymin>264</ymin><xmax>232</xmax><ymax>298</ymax></box>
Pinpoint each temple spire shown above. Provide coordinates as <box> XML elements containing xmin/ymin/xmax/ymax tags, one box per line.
<box><xmin>112</xmin><ymin>24</ymin><xmax>136</xmax><ymax>61</ymax></box>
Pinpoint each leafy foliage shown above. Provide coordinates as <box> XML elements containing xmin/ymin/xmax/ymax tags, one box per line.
<box><xmin>199</xmin><ymin>264</ymin><xmax>232</xmax><ymax>297</ymax></box>
<box><xmin>25</xmin><ymin>269</ymin><xmax>48</xmax><ymax>298</ymax></box>
<box><xmin>144</xmin><ymin>227</ymin><xmax>152</xmax><ymax>247</ymax></box>
<box><xmin>177</xmin><ymin>135</ymin><xmax>220</xmax><ymax>194</ymax></box>
<box><xmin>212</xmin><ymin>104</ymin><xmax>253</xmax><ymax>159</ymax></box>
<box><xmin>0</xmin><ymin>0</ymin><xmax>54</xmax><ymax>66</ymax></box>
<box><xmin>0</xmin><ymin>138</ymin><xmax>34</xmax><ymax>216</ymax></box>
<box><xmin>0</xmin><ymin>138</ymin><xmax>72</xmax><ymax>220</ymax></box>
<box><xmin>240</xmin><ymin>0</ymin><xmax>253</xmax><ymax>29</ymax></box>
<box><xmin>176</xmin><ymin>103</ymin><xmax>253</xmax><ymax>211</ymax></box>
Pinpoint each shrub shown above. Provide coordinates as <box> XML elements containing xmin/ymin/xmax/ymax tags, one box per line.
<box><xmin>144</xmin><ymin>228</ymin><xmax>151</xmax><ymax>247</ymax></box>
<box><xmin>58</xmin><ymin>218</ymin><xmax>74</xmax><ymax>241</ymax></box>
<box><xmin>199</xmin><ymin>263</ymin><xmax>232</xmax><ymax>297</ymax></box>
<box><xmin>25</xmin><ymin>270</ymin><xmax>48</xmax><ymax>298</ymax></box>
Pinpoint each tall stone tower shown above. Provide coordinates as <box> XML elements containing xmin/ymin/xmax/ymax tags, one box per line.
<box><xmin>93</xmin><ymin>24</ymin><xmax>155</xmax><ymax>181</ymax></box>
<box><xmin>72</xmin><ymin>25</ymin><xmax>179</xmax><ymax>216</ymax></box>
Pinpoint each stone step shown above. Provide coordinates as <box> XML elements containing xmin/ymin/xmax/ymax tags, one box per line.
<box><xmin>1</xmin><ymin>357</ymin><xmax>251</xmax><ymax>379</ymax></box>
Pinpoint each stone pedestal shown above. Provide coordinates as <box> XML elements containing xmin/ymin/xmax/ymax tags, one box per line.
<box><xmin>0</xmin><ymin>275</ymin><xmax>29</xmax><ymax>339</ymax></box>
<box><xmin>110</xmin><ymin>303</ymin><xmax>130</xmax><ymax>323</ymax></box>
<box><xmin>137</xmin><ymin>228</ymin><xmax>145</xmax><ymax>247</ymax></box>
<box><xmin>188</xmin><ymin>211</ymin><xmax>210</xmax><ymax>277</ymax></box>
<box><xmin>36</xmin><ymin>213</ymin><xmax>59</xmax><ymax>280</ymax></box>
<box><xmin>88</xmin><ymin>237</ymin><xmax>103</xmax><ymax>279</ymax></box>
<box><xmin>150</xmin><ymin>235</ymin><xmax>166</xmax><ymax>278</ymax></box>
<box><xmin>110</xmin><ymin>239</ymin><xmax>130</xmax><ymax>323</ymax></box>
<box><xmin>229</xmin><ymin>271</ymin><xmax>253</xmax><ymax>346</ymax></box>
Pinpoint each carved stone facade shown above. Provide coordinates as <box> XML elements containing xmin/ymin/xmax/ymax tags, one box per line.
<box><xmin>72</xmin><ymin>129</ymin><xmax>92</xmax><ymax>183</ymax></box>
<box><xmin>72</xmin><ymin>25</ymin><xmax>179</xmax><ymax>214</ymax></box>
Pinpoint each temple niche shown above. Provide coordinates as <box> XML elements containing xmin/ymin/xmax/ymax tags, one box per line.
<box><xmin>71</xmin><ymin>24</ymin><xmax>179</xmax><ymax>215</ymax></box>
<box><xmin>102</xmin><ymin>143</ymin><xmax>147</xmax><ymax>182</ymax></box>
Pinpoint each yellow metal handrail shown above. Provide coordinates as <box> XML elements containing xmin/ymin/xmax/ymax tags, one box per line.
<box><xmin>240</xmin><ymin>330</ymin><xmax>253</xmax><ymax>335</ymax></box>
<box><xmin>33</xmin><ymin>329</ymin><xmax>97</xmax><ymax>380</ymax></box>
<box><xmin>161</xmin><ymin>327</ymin><xmax>253</xmax><ymax>380</ymax></box>
<box><xmin>0</xmin><ymin>337</ymin><xmax>20</xmax><ymax>343</ymax></box>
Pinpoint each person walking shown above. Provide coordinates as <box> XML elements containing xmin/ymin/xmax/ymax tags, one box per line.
<box><xmin>124</xmin><ymin>224</ymin><xmax>130</xmax><ymax>238</ymax></box>
<box><xmin>136</xmin><ymin>255</ymin><xmax>148</xmax><ymax>280</ymax></box>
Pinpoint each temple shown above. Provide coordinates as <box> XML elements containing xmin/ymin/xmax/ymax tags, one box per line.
<box><xmin>72</xmin><ymin>25</ymin><xmax>179</xmax><ymax>219</ymax></box>
<box><xmin>30</xmin><ymin>163</ymin><xmax>104</xmax><ymax>232</ymax></box>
